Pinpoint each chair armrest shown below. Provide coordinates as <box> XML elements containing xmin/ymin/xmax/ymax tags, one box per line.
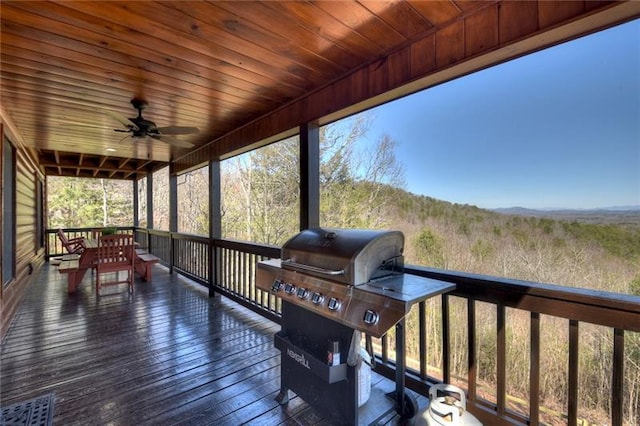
<box><xmin>68</xmin><ymin>236</ymin><xmax>85</xmax><ymax>244</ymax></box>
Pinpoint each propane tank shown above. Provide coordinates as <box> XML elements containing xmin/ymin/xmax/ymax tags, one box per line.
<box><xmin>416</xmin><ymin>384</ymin><xmax>483</xmax><ymax>426</ymax></box>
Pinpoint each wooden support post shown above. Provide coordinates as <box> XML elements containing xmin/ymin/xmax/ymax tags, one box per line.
<box><xmin>299</xmin><ymin>122</ymin><xmax>320</xmax><ymax>230</ymax></box>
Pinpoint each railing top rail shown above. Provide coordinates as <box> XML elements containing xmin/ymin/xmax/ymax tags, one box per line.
<box><xmin>408</xmin><ymin>265</ymin><xmax>640</xmax><ymax>331</ymax></box>
<box><xmin>214</xmin><ymin>238</ymin><xmax>280</xmax><ymax>258</ymax></box>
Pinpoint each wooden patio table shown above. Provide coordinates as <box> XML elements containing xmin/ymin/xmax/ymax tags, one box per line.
<box><xmin>60</xmin><ymin>238</ymin><xmax>155</xmax><ymax>293</ymax></box>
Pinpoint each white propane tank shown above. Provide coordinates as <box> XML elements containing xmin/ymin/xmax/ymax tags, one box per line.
<box><xmin>357</xmin><ymin>347</ymin><xmax>372</xmax><ymax>407</ymax></box>
<box><xmin>416</xmin><ymin>384</ymin><xmax>483</xmax><ymax>426</ymax></box>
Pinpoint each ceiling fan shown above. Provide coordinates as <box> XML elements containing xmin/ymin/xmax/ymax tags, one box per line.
<box><xmin>108</xmin><ymin>98</ymin><xmax>198</xmax><ymax>148</ymax></box>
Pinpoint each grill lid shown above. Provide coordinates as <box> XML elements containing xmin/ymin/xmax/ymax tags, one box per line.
<box><xmin>281</xmin><ymin>227</ymin><xmax>404</xmax><ymax>286</ymax></box>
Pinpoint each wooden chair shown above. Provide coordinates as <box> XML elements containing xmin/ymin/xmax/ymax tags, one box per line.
<box><xmin>95</xmin><ymin>233</ymin><xmax>135</xmax><ymax>296</ymax></box>
<box><xmin>57</xmin><ymin>228</ymin><xmax>86</xmax><ymax>254</ymax></box>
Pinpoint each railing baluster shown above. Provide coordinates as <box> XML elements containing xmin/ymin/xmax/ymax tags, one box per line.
<box><xmin>242</xmin><ymin>251</ymin><xmax>247</xmax><ymax>298</ymax></box>
<box><xmin>443</xmin><ymin>294</ymin><xmax>450</xmax><ymax>384</ymax></box>
<box><xmin>497</xmin><ymin>304</ymin><xmax>506</xmax><ymax>414</ymax></box>
<box><xmin>381</xmin><ymin>334</ymin><xmax>389</xmax><ymax>364</ymax></box>
<box><xmin>530</xmin><ymin>312</ymin><xmax>540</xmax><ymax>426</ymax></box>
<box><xmin>419</xmin><ymin>301</ymin><xmax>427</xmax><ymax>380</ymax></box>
<box><xmin>569</xmin><ymin>319</ymin><xmax>579</xmax><ymax>425</ymax></box>
<box><xmin>228</xmin><ymin>248</ymin><xmax>233</xmax><ymax>292</ymax></box>
<box><xmin>468</xmin><ymin>298</ymin><xmax>476</xmax><ymax>400</ymax></box>
<box><xmin>612</xmin><ymin>328</ymin><xmax>624</xmax><ymax>426</ymax></box>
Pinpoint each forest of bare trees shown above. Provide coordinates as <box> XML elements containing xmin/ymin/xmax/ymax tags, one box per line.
<box><xmin>47</xmin><ymin>115</ymin><xmax>640</xmax><ymax>424</ymax></box>
<box><xmin>48</xmin><ymin>177</ymin><xmax>133</xmax><ymax>228</ymax></box>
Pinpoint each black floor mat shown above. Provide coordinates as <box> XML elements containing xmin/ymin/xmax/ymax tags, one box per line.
<box><xmin>1</xmin><ymin>393</ymin><xmax>55</xmax><ymax>426</ymax></box>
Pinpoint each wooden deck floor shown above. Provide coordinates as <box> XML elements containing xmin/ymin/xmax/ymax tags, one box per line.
<box><xmin>1</xmin><ymin>264</ymin><xmax>424</xmax><ymax>425</ymax></box>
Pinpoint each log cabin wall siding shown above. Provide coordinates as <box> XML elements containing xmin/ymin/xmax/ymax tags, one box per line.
<box><xmin>173</xmin><ymin>0</ymin><xmax>630</xmax><ymax>173</ymax></box>
<box><xmin>1</xmin><ymin>115</ymin><xmax>45</xmax><ymax>341</ymax></box>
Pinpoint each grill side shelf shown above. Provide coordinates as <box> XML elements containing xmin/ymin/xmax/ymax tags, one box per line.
<box><xmin>275</xmin><ymin>332</ymin><xmax>347</xmax><ymax>384</ymax></box>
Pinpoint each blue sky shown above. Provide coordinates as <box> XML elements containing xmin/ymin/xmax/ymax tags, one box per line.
<box><xmin>363</xmin><ymin>19</ymin><xmax>639</xmax><ymax>210</ymax></box>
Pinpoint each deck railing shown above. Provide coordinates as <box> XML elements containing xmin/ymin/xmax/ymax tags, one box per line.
<box><xmin>46</xmin><ymin>227</ymin><xmax>135</xmax><ymax>258</ymax></box>
<box><xmin>47</xmin><ymin>228</ymin><xmax>640</xmax><ymax>425</ymax></box>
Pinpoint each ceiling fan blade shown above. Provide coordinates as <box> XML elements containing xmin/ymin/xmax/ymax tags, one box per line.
<box><xmin>150</xmin><ymin>134</ymin><xmax>194</xmax><ymax>148</ymax></box>
<box><xmin>106</xmin><ymin>110</ymin><xmax>139</xmax><ymax>131</ymax></box>
<box><xmin>118</xmin><ymin>134</ymin><xmax>133</xmax><ymax>143</ymax></box>
<box><xmin>156</xmin><ymin>126</ymin><xmax>199</xmax><ymax>135</ymax></box>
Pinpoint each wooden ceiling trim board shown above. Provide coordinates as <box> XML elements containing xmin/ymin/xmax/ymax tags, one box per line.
<box><xmin>38</xmin><ymin>158</ymin><xmax>106</xmax><ymax>171</ymax></box>
<box><xmin>464</xmin><ymin>4</ymin><xmax>499</xmax><ymax>57</ymax></box>
<box><xmin>387</xmin><ymin>47</ymin><xmax>412</xmax><ymax>89</ymax></box>
<box><xmin>409</xmin><ymin>33</ymin><xmax>437</xmax><ymax>78</ymax></box>
<box><xmin>407</xmin><ymin>0</ymin><xmax>463</xmax><ymax>26</ymax></box>
<box><xmin>37</xmin><ymin>156</ymin><xmax>161</xmax><ymax>176</ymax></box>
<box><xmin>498</xmin><ymin>1</ymin><xmax>539</xmax><ymax>45</ymax></box>
<box><xmin>98</xmin><ymin>156</ymin><xmax>109</xmax><ymax>169</ymax></box>
<box><xmin>435</xmin><ymin>20</ymin><xmax>465</xmax><ymax>69</ymax></box>
<box><xmin>359</xmin><ymin>1</ymin><xmax>434</xmax><ymax>40</ymax></box>
<box><xmin>454</xmin><ymin>1</ymin><xmax>487</xmax><ymax>14</ymax></box>
<box><xmin>538</xmin><ymin>0</ymin><xmax>586</xmax><ymax>29</ymax></box>
<box><xmin>0</xmin><ymin>105</ymin><xmax>24</xmax><ymax>148</ymax></box>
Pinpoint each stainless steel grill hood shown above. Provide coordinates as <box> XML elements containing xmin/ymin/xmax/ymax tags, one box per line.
<box><xmin>280</xmin><ymin>228</ymin><xmax>404</xmax><ymax>286</ymax></box>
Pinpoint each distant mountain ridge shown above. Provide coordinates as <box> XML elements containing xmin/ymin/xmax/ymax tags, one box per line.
<box><xmin>494</xmin><ymin>206</ymin><xmax>640</xmax><ymax>214</ymax></box>
<box><xmin>492</xmin><ymin>206</ymin><xmax>640</xmax><ymax>227</ymax></box>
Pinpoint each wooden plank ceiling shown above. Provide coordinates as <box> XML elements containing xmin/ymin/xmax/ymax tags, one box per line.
<box><xmin>0</xmin><ymin>1</ymin><xmax>636</xmax><ymax>179</ymax></box>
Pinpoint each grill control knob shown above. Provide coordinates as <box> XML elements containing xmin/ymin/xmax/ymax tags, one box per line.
<box><xmin>363</xmin><ymin>310</ymin><xmax>379</xmax><ymax>325</ymax></box>
<box><xmin>296</xmin><ymin>287</ymin><xmax>309</xmax><ymax>299</ymax></box>
<box><xmin>284</xmin><ymin>283</ymin><xmax>296</xmax><ymax>294</ymax></box>
<box><xmin>271</xmin><ymin>279</ymin><xmax>284</xmax><ymax>292</ymax></box>
<box><xmin>311</xmin><ymin>292</ymin><xmax>324</xmax><ymax>305</ymax></box>
<box><xmin>327</xmin><ymin>297</ymin><xmax>341</xmax><ymax>311</ymax></box>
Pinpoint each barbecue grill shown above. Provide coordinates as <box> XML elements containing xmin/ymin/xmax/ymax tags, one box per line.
<box><xmin>256</xmin><ymin>228</ymin><xmax>455</xmax><ymax>424</ymax></box>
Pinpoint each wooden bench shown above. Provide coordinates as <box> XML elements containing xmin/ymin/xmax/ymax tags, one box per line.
<box><xmin>135</xmin><ymin>253</ymin><xmax>160</xmax><ymax>282</ymax></box>
<box><xmin>58</xmin><ymin>258</ymin><xmax>81</xmax><ymax>293</ymax></box>
<box><xmin>58</xmin><ymin>250</ymin><xmax>159</xmax><ymax>292</ymax></box>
